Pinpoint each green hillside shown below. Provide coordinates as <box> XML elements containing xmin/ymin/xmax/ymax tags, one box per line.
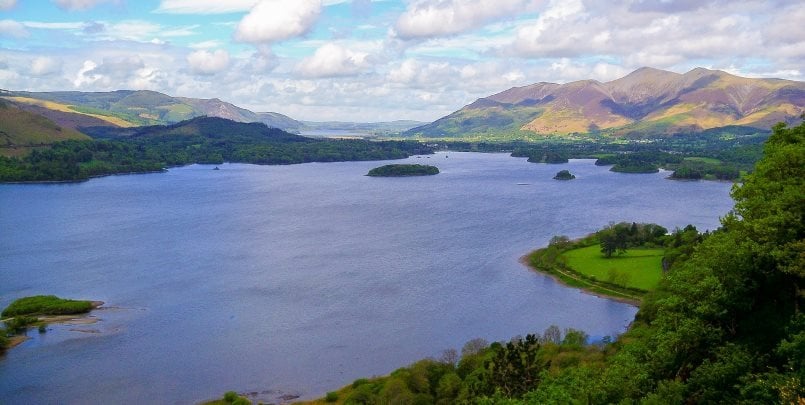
<box><xmin>4</xmin><ymin>89</ymin><xmax>303</xmax><ymax>131</ymax></box>
<box><xmin>0</xmin><ymin>99</ymin><xmax>89</xmax><ymax>155</ymax></box>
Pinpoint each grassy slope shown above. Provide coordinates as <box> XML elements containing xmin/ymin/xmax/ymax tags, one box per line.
<box><xmin>0</xmin><ymin>102</ymin><xmax>89</xmax><ymax>150</ymax></box>
<box><xmin>4</xmin><ymin>96</ymin><xmax>135</xmax><ymax>127</ymax></box>
<box><xmin>561</xmin><ymin>245</ymin><xmax>664</xmax><ymax>291</ymax></box>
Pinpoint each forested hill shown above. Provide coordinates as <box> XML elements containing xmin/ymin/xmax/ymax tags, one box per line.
<box><xmin>0</xmin><ymin>117</ymin><xmax>433</xmax><ymax>182</ymax></box>
<box><xmin>81</xmin><ymin>116</ymin><xmax>308</xmax><ymax>143</ymax></box>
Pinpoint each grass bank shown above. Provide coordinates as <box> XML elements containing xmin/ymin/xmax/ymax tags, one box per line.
<box><xmin>522</xmin><ymin>236</ymin><xmax>665</xmax><ymax>305</ymax></box>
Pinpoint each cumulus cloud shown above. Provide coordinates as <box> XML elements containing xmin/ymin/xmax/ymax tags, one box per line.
<box><xmin>187</xmin><ymin>49</ymin><xmax>231</xmax><ymax>75</ymax></box>
<box><xmin>509</xmin><ymin>0</ymin><xmax>774</xmax><ymax>68</ymax></box>
<box><xmin>297</xmin><ymin>43</ymin><xmax>368</xmax><ymax>77</ymax></box>
<box><xmin>0</xmin><ymin>0</ymin><xmax>16</xmax><ymax>10</ymax></box>
<box><xmin>235</xmin><ymin>0</ymin><xmax>321</xmax><ymax>44</ymax></box>
<box><xmin>72</xmin><ymin>55</ymin><xmax>166</xmax><ymax>90</ymax></box>
<box><xmin>395</xmin><ymin>0</ymin><xmax>533</xmax><ymax>39</ymax></box>
<box><xmin>30</xmin><ymin>57</ymin><xmax>62</xmax><ymax>76</ymax></box>
<box><xmin>52</xmin><ymin>0</ymin><xmax>107</xmax><ymax>11</ymax></box>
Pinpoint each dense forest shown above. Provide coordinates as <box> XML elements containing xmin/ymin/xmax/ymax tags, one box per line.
<box><xmin>0</xmin><ymin>117</ymin><xmax>434</xmax><ymax>182</ymax></box>
<box><xmin>301</xmin><ymin>120</ymin><xmax>803</xmax><ymax>404</ymax></box>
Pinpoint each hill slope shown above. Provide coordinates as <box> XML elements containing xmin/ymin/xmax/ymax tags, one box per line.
<box><xmin>406</xmin><ymin>67</ymin><xmax>805</xmax><ymax>138</ymax></box>
<box><xmin>0</xmin><ymin>99</ymin><xmax>89</xmax><ymax>153</ymax></box>
<box><xmin>2</xmin><ymin>89</ymin><xmax>302</xmax><ymax>131</ymax></box>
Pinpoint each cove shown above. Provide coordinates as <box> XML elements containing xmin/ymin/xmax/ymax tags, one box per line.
<box><xmin>0</xmin><ymin>152</ymin><xmax>734</xmax><ymax>403</ymax></box>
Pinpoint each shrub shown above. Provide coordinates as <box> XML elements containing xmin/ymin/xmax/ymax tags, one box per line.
<box><xmin>223</xmin><ymin>391</ymin><xmax>238</xmax><ymax>402</ymax></box>
<box><xmin>352</xmin><ymin>378</ymin><xmax>370</xmax><ymax>388</ymax></box>
<box><xmin>325</xmin><ymin>391</ymin><xmax>338</xmax><ymax>402</ymax></box>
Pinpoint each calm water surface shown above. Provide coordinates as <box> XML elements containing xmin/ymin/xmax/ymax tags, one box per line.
<box><xmin>0</xmin><ymin>153</ymin><xmax>734</xmax><ymax>404</ymax></box>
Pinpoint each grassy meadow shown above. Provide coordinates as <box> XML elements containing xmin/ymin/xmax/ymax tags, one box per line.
<box><xmin>561</xmin><ymin>245</ymin><xmax>664</xmax><ymax>291</ymax></box>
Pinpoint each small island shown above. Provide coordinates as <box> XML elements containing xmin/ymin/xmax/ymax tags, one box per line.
<box><xmin>553</xmin><ymin>169</ymin><xmax>576</xmax><ymax>180</ymax></box>
<box><xmin>1</xmin><ymin>295</ymin><xmax>102</xmax><ymax>352</ymax></box>
<box><xmin>367</xmin><ymin>164</ymin><xmax>439</xmax><ymax>177</ymax></box>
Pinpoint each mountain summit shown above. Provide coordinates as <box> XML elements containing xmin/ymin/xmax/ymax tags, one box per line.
<box><xmin>407</xmin><ymin>67</ymin><xmax>805</xmax><ymax>138</ymax></box>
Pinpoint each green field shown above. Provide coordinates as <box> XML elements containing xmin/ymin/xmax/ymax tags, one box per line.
<box><xmin>561</xmin><ymin>245</ymin><xmax>664</xmax><ymax>291</ymax></box>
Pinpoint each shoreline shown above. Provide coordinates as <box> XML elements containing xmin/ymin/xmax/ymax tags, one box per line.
<box><xmin>1</xmin><ymin>300</ymin><xmax>104</xmax><ymax>352</ymax></box>
<box><xmin>519</xmin><ymin>254</ymin><xmax>641</xmax><ymax>307</ymax></box>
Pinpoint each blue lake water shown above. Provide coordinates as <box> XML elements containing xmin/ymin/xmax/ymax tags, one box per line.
<box><xmin>0</xmin><ymin>153</ymin><xmax>735</xmax><ymax>404</ymax></box>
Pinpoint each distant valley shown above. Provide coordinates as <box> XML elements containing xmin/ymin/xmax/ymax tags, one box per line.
<box><xmin>0</xmin><ymin>88</ymin><xmax>427</xmax><ymax>154</ymax></box>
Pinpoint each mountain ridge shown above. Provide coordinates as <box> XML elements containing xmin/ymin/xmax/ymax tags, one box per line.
<box><xmin>0</xmin><ymin>89</ymin><xmax>303</xmax><ymax>131</ymax></box>
<box><xmin>406</xmin><ymin>67</ymin><xmax>805</xmax><ymax>138</ymax></box>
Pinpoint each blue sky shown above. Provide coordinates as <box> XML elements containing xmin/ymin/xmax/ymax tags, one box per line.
<box><xmin>0</xmin><ymin>0</ymin><xmax>802</xmax><ymax>121</ymax></box>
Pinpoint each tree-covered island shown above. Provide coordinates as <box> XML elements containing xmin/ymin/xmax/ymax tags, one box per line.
<box><xmin>367</xmin><ymin>164</ymin><xmax>439</xmax><ymax>177</ymax></box>
<box><xmin>1</xmin><ymin>295</ymin><xmax>101</xmax><ymax>353</ymax></box>
<box><xmin>553</xmin><ymin>169</ymin><xmax>575</xmax><ymax>180</ymax></box>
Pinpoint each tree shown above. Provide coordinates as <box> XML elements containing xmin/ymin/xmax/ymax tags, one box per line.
<box><xmin>485</xmin><ymin>334</ymin><xmax>548</xmax><ymax>398</ymax></box>
<box><xmin>599</xmin><ymin>224</ymin><xmax>630</xmax><ymax>258</ymax></box>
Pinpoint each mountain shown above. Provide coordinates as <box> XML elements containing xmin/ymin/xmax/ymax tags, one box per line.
<box><xmin>1</xmin><ymin>89</ymin><xmax>302</xmax><ymax>131</ymax></box>
<box><xmin>406</xmin><ymin>67</ymin><xmax>805</xmax><ymax>138</ymax></box>
<box><xmin>0</xmin><ymin>98</ymin><xmax>89</xmax><ymax>155</ymax></box>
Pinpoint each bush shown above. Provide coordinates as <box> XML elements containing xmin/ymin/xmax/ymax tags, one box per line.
<box><xmin>325</xmin><ymin>391</ymin><xmax>339</xmax><ymax>402</ymax></box>
<box><xmin>4</xmin><ymin>316</ymin><xmax>37</xmax><ymax>333</ymax></box>
<box><xmin>352</xmin><ymin>378</ymin><xmax>370</xmax><ymax>388</ymax></box>
<box><xmin>223</xmin><ymin>391</ymin><xmax>238</xmax><ymax>402</ymax></box>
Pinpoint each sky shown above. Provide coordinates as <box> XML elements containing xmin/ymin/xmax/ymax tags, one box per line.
<box><xmin>0</xmin><ymin>0</ymin><xmax>803</xmax><ymax>122</ymax></box>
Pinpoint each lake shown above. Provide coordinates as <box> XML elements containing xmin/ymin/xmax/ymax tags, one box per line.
<box><xmin>0</xmin><ymin>153</ymin><xmax>735</xmax><ymax>404</ymax></box>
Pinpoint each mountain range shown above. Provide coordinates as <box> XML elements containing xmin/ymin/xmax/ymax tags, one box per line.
<box><xmin>406</xmin><ymin>67</ymin><xmax>805</xmax><ymax>138</ymax></box>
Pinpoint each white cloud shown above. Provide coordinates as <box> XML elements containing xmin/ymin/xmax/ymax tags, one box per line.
<box><xmin>52</xmin><ymin>0</ymin><xmax>107</xmax><ymax>11</ymax></box>
<box><xmin>187</xmin><ymin>49</ymin><xmax>231</xmax><ymax>75</ymax></box>
<box><xmin>93</xmin><ymin>20</ymin><xmax>190</xmax><ymax>43</ymax></box>
<box><xmin>30</xmin><ymin>57</ymin><xmax>62</xmax><ymax>76</ymax></box>
<box><xmin>395</xmin><ymin>0</ymin><xmax>535</xmax><ymax>39</ymax></box>
<box><xmin>235</xmin><ymin>0</ymin><xmax>322</xmax><ymax>44</ymax></box>
<box><xmin>73</xmin><ymin>60</ymin><xmax>99</xmax><ymax>87</ymax></box>
<box><xmin>0</xmin><ymin>20</ymin><xmax>28</xmax><ymax>38</ymax></box>
<box><xmin>155</xmin><ymin>0</ymin><xmax>258</xmax><ymax>14</ymax></box>
<box><xmin>297</xmin><ymin>43</ymin><xmax>368</xmax><ymax>77</ymax></box>
<box><xmin>22</xmin><ymin>21</ymin><xmax>87</xmax><ymax>30</ymax></box>
<box><xmin>0</xmin><ymin>0</ymin><xmax>16</xmax><ymax>10</ymax></box>
<box><xmin>71</xmin><ymin>54</ymin><xmax>167</xmax><ymax>90</ymax></box>
<box><xmin>190</xmin><ymin>40</ymin><xmax>224</xmax><ymax>49</ymax></box>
